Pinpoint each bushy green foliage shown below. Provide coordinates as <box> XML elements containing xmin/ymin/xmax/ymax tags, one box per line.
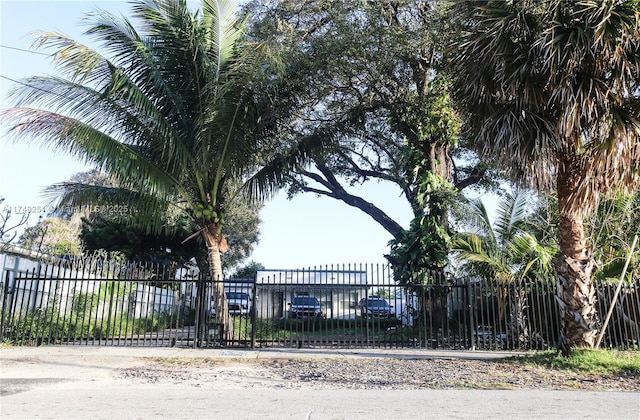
<box><xmin>504</xmin><ymin>349</ymin><xmax>640</xmax><ymax>375</ymax></box>
<box><xmin>5</xmin><ymin>307</ymin><xmax>186</xmax><ymax>344</ymax></box>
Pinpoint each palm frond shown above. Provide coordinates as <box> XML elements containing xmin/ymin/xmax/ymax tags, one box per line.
<box><xmin>203</xmin><ymin>0</ymin><xmax>245</xmax><ymax>71</ymax></box>
<box><xmin>494</xmin><ymin>190</ymin><xmax>530</xmax><ymax>244</ymax></box>
<box><xmin>43</xmin><ymin>183</ymin><xmax>177</xmax><ymax>234</ymax></box>
<box><xmin>1</xmin><ymin>108</ymin><xmax>185</xmax><ymax>202</ymax></box>
<box><xmin>508</xmin><ymin>232</ymin><xmax>554</xmax><ymax>280</ymax></box>
<box><xmin>242</xmin><ymin>127</ymin><xmax>333</xmax><ymax>202</ymax></box>
<box><xmin>452</xmin><ymin>233</ymin><xmax>505</xmax><ymax>279</ymax></box>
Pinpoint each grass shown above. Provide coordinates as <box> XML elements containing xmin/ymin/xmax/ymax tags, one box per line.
<box><xmin>503</xmin><ymin>349</ymin><xmax>640</xmax><ymax>375</ymax></box>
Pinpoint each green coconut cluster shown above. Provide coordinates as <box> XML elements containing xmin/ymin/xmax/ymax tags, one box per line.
<box><xmin>192</xmin><ymin>202</ymin><xmax>224</xmax><ymax>224</ymax></box>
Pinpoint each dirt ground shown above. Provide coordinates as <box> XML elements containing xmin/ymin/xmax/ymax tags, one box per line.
<box><xmin>119</xmin><ymin>357</ymin><xmax>640</xmax><ymax>391</ymax></box>
<box><xmin>2</xmin><ymin>347</ymin><xmax>638</xmax><ymax>393</ymax></box>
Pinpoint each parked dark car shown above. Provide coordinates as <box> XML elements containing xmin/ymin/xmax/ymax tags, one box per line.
<box><xmin>359</xmin><ymin>297</ymin><xmax>394</xmax><ymax>319</ymax></box>
<box><xmin>289</xmin><ymin>296</ymin><xmax>324</xmax><ymax>318</ymax></box>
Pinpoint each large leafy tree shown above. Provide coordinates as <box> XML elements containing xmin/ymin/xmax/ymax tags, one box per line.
<box><xmin>20</xmin><ymin>216</ymin><xmax>83</xmax><ymax>256</ymax></box>
<box><xmin>452</xmin><ymin>0</ymin><xmax>640</xmax><ymax>353</ymax></box>
<box><xmin>244</xmin><ymin>0</ymin><xmax>502</xmax><ymax>279</ymax></box>
<box><xmin>0</xmin><ymin>0</ymin><xmax>285</xmax><ymax>338</ymax></box>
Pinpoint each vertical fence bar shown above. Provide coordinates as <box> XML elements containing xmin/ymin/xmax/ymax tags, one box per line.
<box><xmin>250</xmin><ymin>279</ymin><xmax>257</xmax><ymax>349</ymax></box>
<box><xmin>475</xmin><ymin>280</ymin><xmax>484</xmax><ymax>349</ymax></box>
<box><xmin>14</xmin><ymin>274</ymin><xmax>26</xmax><ymax>344</ymax></box>
<box><xmin>122</xmin><ymin>263</ymin><xmax>134</xmax><ymax>347</ymax></box>
<box><xmin>535</xmin><ymin>279</ymin><xmax>547</xmax><ymax>348</ymax></box>
<box><xmin>0</xmin><ymin>270</ymin><xmax>10</xmax><ymax>343</ymax></box>
<box><xmin>596</xmin><ymin>283</ymin><xmax>610</xmax><ymax>348</ymax></box>
<box><xmin>60</xmin><ymin>265</ymin><xmax>72</xmax><ymax>345</ymax></box>
<box><xmin>118</xmin><ymin>279</ymin><xmax>128</xmax><ymax>347</ymax></box>
<box><xmin>24</xmin><ymin>267</ymin><xmax>37</xmax><ymax>344</ymax></box>
<box><xmin>39</xmin><ymin>265</ymin><xmax>55</xmax><ymax>344</ymax></box>
<box><xmin>12</xmin><ymin>272</ymin><xmax>22</xmax><ymax>345</ymax></box>
<box><xmin>616</xmin><ymin>284</ymin><xmax>629</xmax><ymax>349</ymax></box>
<box><xmin>632</xmin><ymin>282</ymin><xmax>640</xmax><ymax>349</ymax></box>
<box><xmin>46</xmin><ymin>265</ymin><xmax>58</xmax><ymax>345</ymax></box>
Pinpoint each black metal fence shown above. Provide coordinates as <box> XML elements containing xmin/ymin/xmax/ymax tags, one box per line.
<box><xmin>1</xmin><ymin>257</ymin><xmax>639</xmax><ymax>351</ymax></box>
<box><xmin>0</xmin><ymin>259</ymin><xmax>205</xmax><ymax>347</ymax></box>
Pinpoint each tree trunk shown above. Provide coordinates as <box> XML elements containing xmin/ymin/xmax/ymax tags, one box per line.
<box><xmin>202</xmin><ymin>224</ymin><xmax>234</xmax><ymax>342</ymax></box>
<box><xmin>555</xmin><ymin>253</ymin><xmax>598</xmax><ymax>354</ymax></box>
<box><xmin>555</xmin><ymin>164</ymin><xmax>598</xmax><ymax>355</ymax></box>
<box><xmin>507</xmin><ymin>284</ymin><xmax>529</xmax><ymax>350</ymax></box>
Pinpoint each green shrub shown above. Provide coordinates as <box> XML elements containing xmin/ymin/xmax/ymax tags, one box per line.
<box><xmin>505</xmin><ymin>349</ymin><xmax>640</xmax><ymax>375</ymax></box>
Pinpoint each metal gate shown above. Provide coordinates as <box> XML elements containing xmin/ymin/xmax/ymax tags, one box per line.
<box><xmin>250</xmin><ymin>267</ymin><xmax>473</xmax><ymax>349</ymax></box>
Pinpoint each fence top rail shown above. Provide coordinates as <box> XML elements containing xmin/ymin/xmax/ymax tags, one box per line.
<box><xmin>11</xmin><ymin>276</ymin><xmax>190</xmax><ymax>283</ymax></box>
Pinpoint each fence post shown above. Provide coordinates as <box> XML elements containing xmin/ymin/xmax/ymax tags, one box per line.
<box><xmin>194</xmin><ymin>274</ymin><xmax>204</xmax><ymax>348</ymax></box>
<box><xmin>250</xmin><ymin>280</ymin><xmax>257</xmax><ymax>349</ymax></box>
<box><xmin>466</xmin><ymin>277</ymin><xmax>475</xmax><ymax>351</ymax></box>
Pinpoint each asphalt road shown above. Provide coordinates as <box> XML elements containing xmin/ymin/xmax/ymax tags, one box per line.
<box><xmin>1</xmin><ymin>346</ymin><xmax>639</xmax><ymax>420</ymax></box>
<box><xmin>3</xmin><ymin>386</ymin><xmax>639</xmax><ymax>420</ymax></box>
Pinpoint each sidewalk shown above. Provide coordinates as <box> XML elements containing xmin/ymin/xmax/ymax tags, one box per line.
<box><xmin>0</xmin><ymin>344</ymin><xmax>523</xmax><ymax>361</ymax></box>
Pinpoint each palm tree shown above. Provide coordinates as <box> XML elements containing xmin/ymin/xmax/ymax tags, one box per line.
<box><xmin>452</xmin><ymin>0</ymin><xmax>640</xmax><ymax>354</ymax></box>
<box><xmin>0</xmin><ymin>0</ymin><xmax>282</xmax><ymax>339</ymax></box>
<box><xmin>454</xmin><ymin>192</ymin><xmax>554</xmax><ymax>281</ymax></box>
<box><xmin>452</xmin><ymin>191</ymin><xmax>555</xmax><ymax>347</ymax></box>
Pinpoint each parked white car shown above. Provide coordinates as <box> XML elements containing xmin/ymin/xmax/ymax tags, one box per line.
<box><xmin>226</xmin><ymin>291</ymin><xmax>252</xmax><ymax>316</ymax></box>
<box><xmin>210</xmin><ymin>291</ymin><xmax>252</xmax><ymax>317</ymax></box>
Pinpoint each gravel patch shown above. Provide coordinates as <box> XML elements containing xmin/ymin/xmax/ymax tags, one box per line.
<box><xmin>117</xmin><ymin>357</ymin><xmax>640</xmax><ymax>391</ymax></box>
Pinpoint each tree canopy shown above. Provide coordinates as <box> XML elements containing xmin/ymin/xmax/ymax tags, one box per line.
<box><xmin>242</xmin><ymin>0</ymin><xmax>503</xmax><ymax>279</ymax></box>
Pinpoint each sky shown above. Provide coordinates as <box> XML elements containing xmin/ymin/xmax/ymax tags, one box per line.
<box><xmin>0</xmin><ymin>1</ymin><xmax>490</xmax><ymax>270</ymax></box>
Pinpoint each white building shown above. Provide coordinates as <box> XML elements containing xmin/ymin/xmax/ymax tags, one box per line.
<box><xmin>255</xmin><ymin>269</ymin><xmax>369</xmax><ymax>319</ymax></box>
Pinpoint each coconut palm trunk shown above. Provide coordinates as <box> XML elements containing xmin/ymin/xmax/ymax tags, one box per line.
<box><xmin>202</xmin><ymin>224</ymin><xmax>233</xmax><ymax>341</ymax></box>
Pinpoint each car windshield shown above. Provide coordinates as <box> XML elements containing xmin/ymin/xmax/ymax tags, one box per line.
<box><xmin>293</xmin><ymin>296</ymin><xmax>319</xmax><ymax>305</ymax></box>
<box><xmin>226</xmin><ymin>292</ymin><xmax>249</xmax><ymax>300</ymax></box>
<box><xmin>366</xmin><ymin>299</ymin><xmax>389</xmax><ymax>308</ymax></box>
